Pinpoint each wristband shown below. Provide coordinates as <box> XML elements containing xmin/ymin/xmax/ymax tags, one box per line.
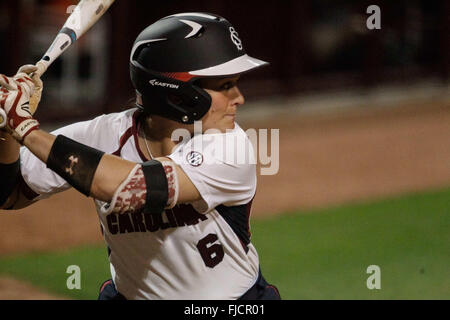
<box><xmin>46</xmin><ymin>135</ymin><xmax>105</xmax><ymax>196</ymax></box>
<box><xmin>14</xmin><ymin>118</ymin><xmax>40</xmax><ymax>143</ymax></box>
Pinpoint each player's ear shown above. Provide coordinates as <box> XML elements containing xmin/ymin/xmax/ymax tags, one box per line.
<box><xmin>136</xmin><ymin>92</ymin><xmax>143</xmax><ymax>105</ymax></box>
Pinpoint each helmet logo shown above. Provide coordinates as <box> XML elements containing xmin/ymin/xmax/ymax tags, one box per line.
<box><xmin>179</xmin><ymin>19</ymin><xmax>203</xmax><ymax>39</ymax></box>
<box><xmin>229</xmin><ymin>27</ymin><xmax>243</xmax><ymax>51</ymax></box>
<box><xmin>149</xmin><ymin>79</ymin><xmax>179</xmax><ymax>89</ymax></box>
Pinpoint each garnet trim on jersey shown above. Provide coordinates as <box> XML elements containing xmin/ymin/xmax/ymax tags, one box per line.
<box><xmin>112</xmin><ymin>110</ymin><xmax>148</xmax><ymax>162</ymax></box>
<box><xmin>112</xmin><ymin>127</ymin><xmax>133</xmax><ymax>157</ymax></box>
<box><xmin>134</xmin><ymin>112</ymin><xmax>150</xmax><ymax>162</ymax></box>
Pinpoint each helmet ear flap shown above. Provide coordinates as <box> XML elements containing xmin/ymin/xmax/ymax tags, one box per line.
<box><xmin>166</xmin><ymin>83</ymin><xmax>212</xmax><ymax>123</ymax></box>
<box><xmin>131</xmin><ymin>62</ymin><xmax>212</xmax><ymax>124</ymax></box>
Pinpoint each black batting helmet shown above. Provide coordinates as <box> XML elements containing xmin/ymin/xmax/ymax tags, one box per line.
<box><xmin>130</xmin><ymin>12</ymin><xmax>268</xmax><ymax>124</ymax></box>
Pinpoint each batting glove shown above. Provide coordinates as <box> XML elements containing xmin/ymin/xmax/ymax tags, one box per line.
<box><xmin>18</xmin><ymin>65</ymin><xmax>44</xmax><ymax>116</ymax></box>
<box><xmin>0</xmin><ymin>69</ymin><xmax>40</xmax><ymax>142</ymax></box>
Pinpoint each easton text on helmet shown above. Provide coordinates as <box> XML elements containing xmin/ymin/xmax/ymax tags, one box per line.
<box><xmin>149</xmin><ymin>79</ymin><xmax>180</xmax><ymax>89</ymax></box>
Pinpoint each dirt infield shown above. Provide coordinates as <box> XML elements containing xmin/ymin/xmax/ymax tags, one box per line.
<box><xmin>0</xmin><ymin>277</ymin><xmax>67</xmax><ymax>300</ymax></box>
<box><xmin>0</xmin><ymin>99</ymin><xmax>449</xmax><ymax>298</ymax></box>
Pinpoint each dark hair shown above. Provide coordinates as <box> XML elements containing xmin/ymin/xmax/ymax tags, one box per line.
<box><xmin>121</xmin><ymin>96</ymin><xmax>137</xmax><ymax>111</ymax></box>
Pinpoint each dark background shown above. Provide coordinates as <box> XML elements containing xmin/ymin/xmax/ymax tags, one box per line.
<box><xmin>0</xmin><ymin>0</ymin><xmax>448</xmax><ymax>122</ymax></box>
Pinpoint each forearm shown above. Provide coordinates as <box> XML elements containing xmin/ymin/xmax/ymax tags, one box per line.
<box><xmin>92</xmin><ymin>154</ymin><xmax>137</xmax><ymax>201</ymax></box>
<box><xmin>22</xmin><ymin>129</ymin><xmax>55</xmax><ymax>163</ymax></box>
<box><xmin>23</xmin><ymin>130</ymin><xmax>136</xmax><ymax>202</ymax></box>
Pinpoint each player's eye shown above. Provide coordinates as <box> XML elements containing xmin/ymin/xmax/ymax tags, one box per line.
<box><xmin>220</xmin><ymin>81</ymin><xmax>235</xmax><ymax>91</ymax></box>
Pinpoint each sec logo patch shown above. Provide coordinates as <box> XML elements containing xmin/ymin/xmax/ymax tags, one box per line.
<box><xmin>187</xmin><ymin>151</ymin><xmax>203</xmax><ymax>167</ymax></box>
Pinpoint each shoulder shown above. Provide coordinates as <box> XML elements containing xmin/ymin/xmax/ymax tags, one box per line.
<box><xmin>170</xmin><ymin>122</ymin><xmax>256</xmax><ymax>188</ymax></box>
<box><xmin>174</xmin><ymin>122</ymin><xmax>256</xmax><ymax>167</ymax></box>
<box><xmin>48</xmin><ymin>108</ymin><xmax>140</xmax><ymax>153</ymax></box>
<box><xmin>52</xmin><ymin>108</ymin><xmax>137</xmax><ymax>136</ymax></box>
<box><xmin>169</xmin><ymin>123</ymin><xmax>256</xmax><ymax>212</ymax></box>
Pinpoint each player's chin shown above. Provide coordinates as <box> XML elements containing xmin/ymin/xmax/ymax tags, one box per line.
<box><xmin>223</xmin><ymin>115</ymin><xmax>236</xmax><ymax>130</ymax></box>
<box><xmin>209</xmin><ymin>115</ymin><xmax>236</xmax><ymax>132</ymax></box>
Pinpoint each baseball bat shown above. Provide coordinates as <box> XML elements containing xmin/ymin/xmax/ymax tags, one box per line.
<box><xmin>0</xmin><ymin>0</ymin><xmax>116</xmax><ymax>128</ymax></box>
<box><xmin>35</xmin><ymin>0</ymin><xmax>116</xmax><ymax>76</ymax></box>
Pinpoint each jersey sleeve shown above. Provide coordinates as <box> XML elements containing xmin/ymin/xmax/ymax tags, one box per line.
<box><xmin>169</xmin><ymin>125</ymin><xmax>257</xmax><ymax>213</ymax></box>
<box><xmin>20</xmin><ymin>110</ymin><xmax>135</xmax><ymax>200</ymax></box>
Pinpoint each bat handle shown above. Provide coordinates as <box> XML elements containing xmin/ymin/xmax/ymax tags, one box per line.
<box><xmin>35</xmin><ymin>60</ymin><xmax>49</xmax><ymax>77</ymax></box>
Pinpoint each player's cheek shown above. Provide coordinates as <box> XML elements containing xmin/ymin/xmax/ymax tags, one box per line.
<box><xmin>209</xmin><ymin>95</ymin><xmax>224</xmax><ymax>113</ymax></box>
<box><xmin>207</xmin><ymin>92</ymin><xmax>229</xmax><ymax>122</ymax></box>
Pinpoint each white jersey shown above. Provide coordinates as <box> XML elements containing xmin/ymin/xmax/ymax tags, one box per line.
<box><xmin>19</xmin><ymin>108</ymin><xmax>259</xmax><ymax>300</ymax></box>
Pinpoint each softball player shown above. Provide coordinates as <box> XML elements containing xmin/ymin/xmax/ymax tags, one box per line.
<box><xmin>0</xmin><ymin>12</ymin><xmax>280</xmax><ymax>300</ymax></box>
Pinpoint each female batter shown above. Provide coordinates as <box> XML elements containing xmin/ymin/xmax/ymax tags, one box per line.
<box><xmin>0</xmin><ymin>12</ymin><xmax>280</xmax><ymax>300</ymax></box>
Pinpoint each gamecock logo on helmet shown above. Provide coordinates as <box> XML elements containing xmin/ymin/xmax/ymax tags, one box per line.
<box><xmin>187</xmin><ymin>151</ymin><xmax>204</xmax><ymax>167</ymax></box>
<box><xmin>229</xmin><ymin>27</ymin><xmax>243</xmax><ymax>51</ymax></box>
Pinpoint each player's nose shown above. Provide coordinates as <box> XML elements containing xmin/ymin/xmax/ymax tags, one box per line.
<box><xmin>230</xmin><ymin>86</ymin><xmax>245</xmax><ymax>107</ymax></box>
